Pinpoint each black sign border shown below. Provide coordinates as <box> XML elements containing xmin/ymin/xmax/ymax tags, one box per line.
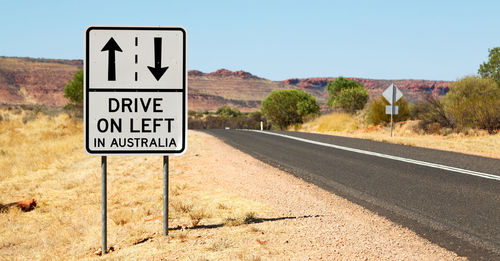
<box><xmin>84</xmin><ymin>26</ymin><xmax>187</xmax><ymax>155</ymax></box>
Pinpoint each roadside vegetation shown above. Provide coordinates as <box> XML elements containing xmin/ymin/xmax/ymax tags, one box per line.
<box><xmin>63</xmin><ymin>69</ymin><xmax>84</xmax><ymax>117</ymax></box>
<box><xmin>0</xmin><ymin>107</ymin><xmax>277</xmax><ymax>259</ymax></box>
<box><xmin>188</xmin><ymin>89</ymin><xmax>320</xmax><ymax>131</ymax></box>
<box><xmin>261</xmin><ymin>89</ymin><xmax>320</xmax><ymax>130</ymax></box>
<box><xmin>285</xmin><ymin>47</ymin><xmax>500</xmax><ymax>138</ymax></box>
<box><xmin>326</xmin><ymin>76</ymin><xmax>369</xmax><ymax>113</ymax></box>
<box><xmin>262</xmin><ymin>47</ymin><xmax>499</xmax><ymax>157</ymax></box>
<box><xmin>188</xmin><ymin>107</ymin><xmax>268</xmax><ymax>130</ymax></box>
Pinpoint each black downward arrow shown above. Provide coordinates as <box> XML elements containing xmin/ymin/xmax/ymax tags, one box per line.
<box><xmin>101</xmin><ymin>37</ymin><xmax>122</xmax><ymax>81</ymax></box>
<box><xmin>147</xmin><ymin>37</ymin><xmax>169</xmax><ymax>81</ymax></box>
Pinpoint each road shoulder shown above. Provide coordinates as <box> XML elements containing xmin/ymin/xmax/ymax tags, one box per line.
<box><xmin>194</xmin><ymin>130</ymin><xmax>464</xmax><ymax>260</ymax></box>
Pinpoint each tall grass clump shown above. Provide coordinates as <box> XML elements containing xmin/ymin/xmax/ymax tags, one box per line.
<box><xmin>300</xmin><ymin>113</ymin><xmax>359</xmax><ymax>132</ymax></box>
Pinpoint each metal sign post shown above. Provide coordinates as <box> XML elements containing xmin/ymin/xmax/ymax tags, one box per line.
<box><xmin>101</xmin><ymin>156</ymin><xmax>107</xmax><ymax>254</ymax></box>
<box><xmin>84</xmin><ymin>26</ymin><xmax>188</xmax><ymax>254</ymax></box>
<box><xmin>391</xmin><ymin>85</ymin><xmax>395</xmax><ymax>137</ymax></box>
<box><xmin>163</xmin><ymin>156</ymin><xmax>169</xmax><ymax>236</ymax></box>
<box><xmin>383</xmin><ymin>83</ymin><xmax>403</xmax><ymax>137</ymax></box>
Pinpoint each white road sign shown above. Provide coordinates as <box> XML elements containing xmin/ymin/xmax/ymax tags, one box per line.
<box><xmin>386</xmin><ymin>105</ymin><xmax>399</xmax><ymax>115</ymax></box>
<box><xmin>84</xmin><ymin>26</ymin><xmax>187</xmax><ymax>155</ymax></box>
<box><xmin>382</xmin><ymin>84</ymin><xmax>403</xmax><ymax>104</ymax></box>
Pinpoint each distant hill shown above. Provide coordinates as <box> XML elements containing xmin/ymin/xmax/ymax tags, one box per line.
<box><xmin>0</xmin><ymin>56</ymin><xmax>451</xmax><ymax>111</ymax></box>
<box><xmin>0</xmin><ymin>57</ymin><xmax>82</xmax><ymax>106</ymax></box>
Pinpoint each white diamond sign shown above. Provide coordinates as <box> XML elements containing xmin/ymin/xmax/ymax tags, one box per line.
<box><xmin>382</xmin><ymin>84</ymin><xmax>403</xmax><ymax>105</ymax></box>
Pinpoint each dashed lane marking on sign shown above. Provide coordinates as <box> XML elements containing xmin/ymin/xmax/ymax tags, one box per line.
<box><xmin>134</xmin><ymin>37</ymin><xmax>138</xmax><ymax>81</ymax></box>
<box><xmin>246</xmin><ymin>130</ymin><xmax>500</xmax><ymax>181</ymax></box>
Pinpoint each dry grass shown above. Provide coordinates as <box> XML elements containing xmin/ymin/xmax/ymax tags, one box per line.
<box><xmin>299</xmin><ymin>112</ymin><xmax>360</xmax><ymax>132</ymax></box>
<box><xmin>298</xmin><ymin>113</ymin><xmax>500</xmax><ymax>159</ymax></box>
<box><xmin>189</xmin><ymin>208</ymin><xmax>211</xmax><ymax>226</ymax></box>
<box><xmin>171</xmin><ymin>198</ymin><xmax>194</xmax><ymax>213</ymax></box>
<box><xmin>0</xmin><ymin>109</ymin><xmax>274</xmax><ymax>260</ymax></box>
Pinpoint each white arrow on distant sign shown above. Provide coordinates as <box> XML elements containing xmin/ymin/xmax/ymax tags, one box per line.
<box><xmin>382</xmin><ymin>84</ymin><xmax>403</xmax><ymax>105</ymax></box>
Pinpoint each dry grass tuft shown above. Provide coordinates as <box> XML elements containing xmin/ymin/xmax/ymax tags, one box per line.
<box><xmin>171</xmin><ymin>199</ymin><xmax>194</xmax><ymax>213</ymax></box>
<box><xmin>244</xmin><ymin>211</ymin><xmax>258</xmax><ymax>224</ymax></box>
<box><xmin>178</xmin><ymin>232</ymin><xmax>189</xmax><ymax>243</ymax></box>
<box><xmin>189</xmin><ymin>208</ymin><xmax>211</xmax><ymax>226</ymax></box>
<box><xmin>0</xmin><ymin>203</ymin><xmax>7</xmax><ymax>213</ymax></box>
<box><xmin>207</xmin><ymin>237</ymin><xmax>233</xmax><ymax>252</ymax></box>
<box><xmin>225</xmin><ymin>211</ymin><xmax>260</xmax><ymax>227</ymax></box>
<box><xmin>224</xmin><ymin>217</ymin><xmax>244</xmax><ymax>227</ymax></box>
<box><xmin>300</xmin><ymin>113</ymin><xmax>359</xmax><ymax>132</ymax></box>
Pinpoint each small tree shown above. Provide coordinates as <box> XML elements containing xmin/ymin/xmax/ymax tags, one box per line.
<box><xmin>366</xmin><ymin>97</ymin><xmax>410</xmax><ymax>125</ymax></box>
<box><xmin>332</xmin><ymin>87</ymin><xmax>369</xmax><ymax>113</ymax></box>
<box><xmin>215</xmin><ymin>105</ymin><xmax>241</xmax><ymax>117</ymax></box>
<box><xmin>64</xmin><ymin>69</ymin><xmax>83</xmax><ymax>107</ymax></box>
<box><xmin>443</xmin><ymin>76</ymin><xmax>500</xmax><ymax>133</ymax></box>
<box><xmin>478</xmin><ymin>47</ymin><xmax>500</xmax><ymax>87</ymax></box>
<box><xmin>326</xmin><ymin>77</ymin><xmax>369</xmax><ymax>113</ymax></box>
<box><xmin>326</xmin><ymin>76</ymin><xmax>362</xmax><ymax>96</ymax></box>
<box><xmin>261</xmin><ymin>89</ymin><xmax>320</xmax><ymax>130</ymax></box>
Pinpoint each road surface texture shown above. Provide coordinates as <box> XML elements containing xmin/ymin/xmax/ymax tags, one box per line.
<box><xmin>205</xmin><ymin>129</ymin><xmax>500</xmax><ymax>260</ymax></box>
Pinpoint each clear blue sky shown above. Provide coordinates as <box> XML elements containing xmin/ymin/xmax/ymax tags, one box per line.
<box><xmin>1</xmin><ymin>0</ymin><xmax>499</xmax><ymax>81</ymax></box>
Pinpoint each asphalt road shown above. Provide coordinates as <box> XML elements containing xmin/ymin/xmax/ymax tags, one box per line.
<box><xmin>204</xmin><ymin>129</ymin><xmax>500</xmax><ymax>260</ymax></box>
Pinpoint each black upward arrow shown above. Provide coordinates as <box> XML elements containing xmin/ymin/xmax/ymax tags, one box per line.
<box><xmin>147</xmin><ymin>37</ymin><xmax>169</xmax><ymax>81</ymax></box>
<box><xmin>101</xmin><ymin>37</ymin><xmax>122</xmax><ymax>81</ymax></box>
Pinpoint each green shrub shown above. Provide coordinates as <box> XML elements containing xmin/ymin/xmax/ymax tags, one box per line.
<box><xmin>443</xmin><ymin>76</ymin><xmax>500</xmax><ymax>133</ymax></box>
<box><xmin>326</xmin><ymin>76</ymin><xmax>362</xmax><ymax>96</ymax></box>
<box><xmin>215</xmin><ymin>105</ymin><xmax>241</xmax><ymax>117</ymax></box>
<box><xmin>64</xmin><ymin>69</ymin><xmax>83</xmax><ymax>106</ymax></box>
<box><xmin>261</xmin><ymin>89</ymin><xmax>320</xmax><ymax>130</ymax></box>
<box><xmin>366</xmin><ymin>97</ymin><xmax>410</xmax><ymax>125</ymax></box>
<box><xmin>326</xmin><ymin>77</ymin><xmax>369</xmax><ymax>113</ymax></box>
<box><xmin>332</xmin><ymin>87</ymin><xmax>369</xmax><ymax>113</ymax></box>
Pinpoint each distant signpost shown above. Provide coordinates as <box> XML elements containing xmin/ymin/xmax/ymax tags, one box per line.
<box><xmin>84</xmin><ymin>26</ymin><xmax>187</xmax><ymax>254</ymax></box>
<box><xmin>382</xmin><ymin>83</ymin><xmax>403</xmax><ymax>137</ymax></box>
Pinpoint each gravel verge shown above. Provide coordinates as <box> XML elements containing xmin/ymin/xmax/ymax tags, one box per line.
<box><xmin>191</xmin><ymin>130</ymin><xmax>465</xmax><ymax>260</ymax></box>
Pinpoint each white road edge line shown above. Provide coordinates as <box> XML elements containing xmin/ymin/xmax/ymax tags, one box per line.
<box><xmin>246</xmin><ymin>130</ymin><xmax>500</xmax><ymax>181</ymax></box>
